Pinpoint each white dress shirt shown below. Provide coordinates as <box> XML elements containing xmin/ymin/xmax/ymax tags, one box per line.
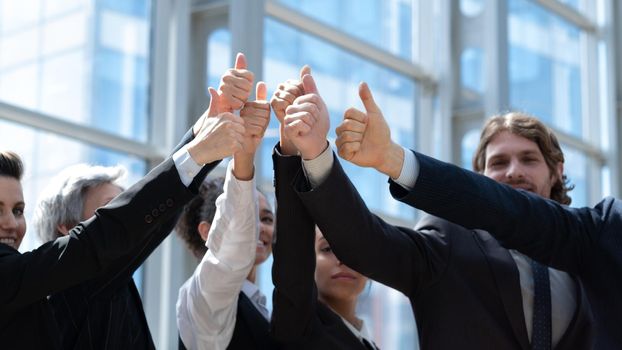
<box><xmin>176</xmin><ymin>160</ymin><xmax>260</xmax><ymax>350</ymax></box>
<box><xmin>302</xmin><ymin>143</ymin><xmax>577</xmax><ymax>348</ymax></box>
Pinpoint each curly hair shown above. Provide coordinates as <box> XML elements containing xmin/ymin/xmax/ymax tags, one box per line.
<box><xmin>472</xmin><ymin>112</ymin><xmax>573</xmax><ymax>205</ymax></box>
<box><xmin>176</xmin><ymin>177</ymin><xmax>225</xmax><ymax>260</ymax></box>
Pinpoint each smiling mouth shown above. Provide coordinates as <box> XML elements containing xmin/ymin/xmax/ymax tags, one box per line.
<box><xmin>0</xmin><ymin>237</ymin><xmax>16</xmax><ymax>247</ymax></box>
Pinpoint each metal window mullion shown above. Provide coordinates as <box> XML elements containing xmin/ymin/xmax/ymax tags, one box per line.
<box><xmin>531</xmin><ymin>0</ymin><xmax>596</xmax><ymax>32</ymax></box>
<box><xmin>264</xmin><ymin>0</ymin><xmax>436</xmax><ymax>90</ymax></box>
<box><xmin>0</xmin><ymin>102</ymin><xmax>166</xmax><ymax>160</ymax></box>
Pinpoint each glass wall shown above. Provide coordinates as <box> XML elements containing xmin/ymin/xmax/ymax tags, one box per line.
<box><xmin>0</xmin><ymin>0</ymin><xmax>152</xmax><ymax>273</ymax></box>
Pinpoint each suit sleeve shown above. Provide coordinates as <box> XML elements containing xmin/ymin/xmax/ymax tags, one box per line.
<box><xmin>75</xmin><ymin>128</ymin><xmax>220</xmax><ymax>298</ymax></box>
<box><xmin>390</xmin><ymin>150</ymin><xmax>608</xmax><ymax>274</ymax></box>
<box><xmin>271</xmin><ymin>145</ymin><xmax>320</xmax><ymax>344</ymax></box>
<box><xmin>293</xmin><ymin>151</ymin><xmax>451</xmax><ymax>297</ymax></box>
<box><xmin>0</xmin><ymin>153</ymin><xmax>213</xmax><ymax>314</ymax></box>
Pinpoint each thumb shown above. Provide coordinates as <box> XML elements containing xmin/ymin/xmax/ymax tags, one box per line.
<box><xmin>255</xmin><ymin>81</ymin><xmax>267</xmax><ymax>101</ymax></box>
<box><xmin>302</xmin><ymin>74</ymin><xmax>319</xmax><ymax>95</ymax></box>
<box><xmin>299</xmin><ymin>65</ymin><xmax>311</xmax><ymax>79</ymax></box>
<box><xmin>234</xmin><ymin>52</ymin><xmax>247</xmax><ymax>70</ymax></box>
<box><xmin>207</xmin><ymin>87</ymin><xmax>221</xmax><ymax>117</ymax></box>
<box><xmin>359</xmin><ymin>82</ymin><xmax>380</xmax><ymax>114</ymax></box>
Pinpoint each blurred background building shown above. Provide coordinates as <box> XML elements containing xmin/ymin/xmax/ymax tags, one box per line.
<box><xmin>0</xmin><ymin>0</ymin><xmax>620</xmax><ymax>348</ymax></box>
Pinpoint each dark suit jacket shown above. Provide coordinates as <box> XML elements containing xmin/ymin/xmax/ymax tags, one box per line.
<box><xmin>179</xmin><ymin>292</ymin><xmax>279</xmax><ymax>350</ymax></box>
<box><xmin>391</xmin><ymin>150</ymin><xmax>622</xmax><ymax>349</ymax></box>
<box><xmin>271</xmin><ymin>149</ymin><xmax>372</xmax><ymax>350</ymax></box>
<box><xmin>291</xmin><ymin>152</ymin><xmax>592</xmax><ymax>350</ymax></box>
<box><xmin>0</xmin><ymin>132</ymin><xmax>217</xmax><ymax>349</ymax></box>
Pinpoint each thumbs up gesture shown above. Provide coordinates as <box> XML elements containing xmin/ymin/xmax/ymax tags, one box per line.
<box><xmin>188</xmin><ymin>87</ymin><xmax>246</xmax><ymax>165</ymax></box>
<box><xmin>219</xmin><ymin>52</ymin><xmax>254</xmax><ymax>112</ymax></box>
<box><xmin>283</xmin><ymin>73</ymin><xmax>330</xmax><ymax>160</ymax></box>
<box><xmin>271</xmin><ymin>66</ymin><xmax>311</xmax><ymax>155</ymax></box>
<box><xmin>336</xmin><ymin>82</ymin><xmax>403</xmax><ymax>178</ymax></box>
<box><xmin>238</xmin><ymin>81</ymin><xmax>271</xmax><ymax>156</ymax></box>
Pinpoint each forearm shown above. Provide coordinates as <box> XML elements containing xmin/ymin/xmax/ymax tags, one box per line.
<box><xmin>271</xmin><ymin>146</ymin><xmax>317</xmax><ymax>342</ymax></box>
<box><xmin>393</xmin><ymin>151</ymin><xmax>591</xmax><ymax>272</ymax></box>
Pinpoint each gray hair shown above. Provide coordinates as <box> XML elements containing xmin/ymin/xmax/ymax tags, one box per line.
<box><xmin>33</xmin><ymin>164</ymin><xmax>125</xmax><ymax>243</ymax></box>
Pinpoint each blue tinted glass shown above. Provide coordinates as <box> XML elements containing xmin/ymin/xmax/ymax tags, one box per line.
<box><xmin>461</xmin><ymin>48</ymin><xmax>485</xmax><ymax>94</ymax></box>
<box><xmin>508</xmin><ymin>0</ymin><xmax>582</xmax><ymax>137</ymax></box>
<box><xmin>0</xmin><ymin>0</ymin><xmax>152</xmax><ymax>141</ymax></box>
<box><xmin>562</xmin><ymin>145</ymin><xmax>587</xmax><ymax>207</ymax></box>
<box><xmin>275</xmin><ymin>0</ymin><xmax>413</xmax><ymax>60</ymax></box>
<box><xmin>461</xmin><ymin>129</ymin><xmax>481</xmax><ymax>170</ymax></box>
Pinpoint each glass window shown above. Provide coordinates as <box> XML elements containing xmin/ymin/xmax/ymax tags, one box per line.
<box><xmin>508</xmin><ymin>0</ymin><xmax>582</xmax><ymax>138</ymax></box>
<box><xmin>461</xmin><ymin>48</ymin><xmax>485</xmax><ymax>95</ymax></box>
<box><xmin>275</xmin><ymin>0</ymin><xmax>413</xmax><ymax>60</ymax></box>
<box><xmin>0</xmin><ymin>119</ymin><xmax>147</xmax><ymax>252</ymax></box>
<box><xmin>461</xmin><ymin>129</ymin><xmax>481</xmax><ymax>170</ymax></box>
<box><xmin>207</xmin><ymin>28</ymin><xmax>232</xmax><ymax>94</ymax></box>
<box><xmin>0</xmin><ymin>0</ymin><xmax>152</xmax><ymax>141</ymax></box>
<box><xmin>460</xmin><ymin>0</ymin><xmax>484</xmax><ymax>17</ymax></box>
<box><xmin>561</xmin><ymin>145</ymin><xmax>588</xmax><ymax>207</ymax></box>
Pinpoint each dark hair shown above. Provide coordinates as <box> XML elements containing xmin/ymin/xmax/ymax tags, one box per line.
<box><xmin>176</xmin><ymin>177</ymin><xmax>225</xmax><ymax>260</ymax></box>
<box><xmin>0</xmin><ymin>151</ymin><xmax>24</xmax><ymax>180</ymax></box>
<box><xmin>472</xmin><ymin>112</ymin><xmax>573</xmax><ymax>205</ymax></box>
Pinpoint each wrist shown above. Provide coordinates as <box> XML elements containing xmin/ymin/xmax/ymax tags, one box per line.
<box><xmin>279</xmin><ymin>125</ymin><xmax>298</xmax><ymax>155</ymax></box>
<box><xmin>301</xmin><ymin>140</ymin><xmax>329</xmax><ymax>161</ymax></box>
<box><xmin>377</xmin><ymin>142</ymin><xmax>404</xmax><ymax>179</ymax></box>
<box><xmin>232</xmin><ymin>153</ymin><xmax>255</xmax><ymax>180</ymax></box>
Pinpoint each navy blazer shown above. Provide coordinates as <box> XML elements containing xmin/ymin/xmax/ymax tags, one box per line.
<box><xmin>391</xmin><ymin>150</ymin><xmax>621</xmax><ymax>349</ymax></box>
<box><xmin>271</xmin><ymin>148</ymin><xmax>372</xmax><ymax>350</ymax></box>
<box><xmin>291</xmin><ymin>151</ymin><xmax>592</xmax><ymax>350</ymax></box>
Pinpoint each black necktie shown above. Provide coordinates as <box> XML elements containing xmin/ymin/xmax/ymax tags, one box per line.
<box><xmin>530</xmin><ymin>259</ymin><xmax>551</xmax><ymax>350</ymax></box>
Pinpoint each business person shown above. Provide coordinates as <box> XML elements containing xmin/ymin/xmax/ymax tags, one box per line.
<box><xmin>335</xmin><ymin>89</ymin><xmax>620</xmax><ymax>348</ymax></box>
<box><xmin>176</xmin><ymin>54</ymin><xmax>277</xmax><ymax>350</ymax></box>
<box><xmin>270</xmin><ymin>70</ymin><xmax>377</xmax><ymax>349</ymax></box>
<box><xmin>273</xmin><ymin>77</ymin><xmax>592</xmax><ymax>349</ymax></box>
<box><xmin>0</xmin><ymin>77</ymin><xmax>246</xmax><ymax>348</ymax></box>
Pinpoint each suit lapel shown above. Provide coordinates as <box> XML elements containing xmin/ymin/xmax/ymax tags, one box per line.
<box><xmin>473</xmin><ymin>230</ymin><xmax>531</xmax><ymax>350</ymax></box>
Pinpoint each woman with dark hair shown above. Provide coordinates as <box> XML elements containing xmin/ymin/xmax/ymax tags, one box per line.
<box><xmin>175</xmin><ymin>77</ymin><xmax>275</xmax><ymax>350</ymax></box>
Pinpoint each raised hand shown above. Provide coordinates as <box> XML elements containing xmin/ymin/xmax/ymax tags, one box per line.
<box><xmin>238</xmin><ymin>81</ymin><xmax>270</xmax><ymax>156</ymax></box>
<box><xmin>272</xmin><ymin>66</ymin><xmax>311</xmax><ymax>155</ymax></box>
<box><xmin>219</xmin><ymin>52</ymin><xmax>254</xmax><ymax>112</ymax></box>
<box><xmin>335</xmin><ymin>82</ymin><xmax>403</xmax><ymax>178</ymax></box>
<box><xmin>283</xmin><ymin>73</ymin><xmax>329</xmax><ymax>160</ymax></box>
<box><xmin>187</xmin><ymin>87</ymin><xmax>246</xmax><ymax>165</ymax></box>
<box><xmin>271</xmin><ymin>65</ymin><xmax>311</xmax><ymax>123</ymax></box>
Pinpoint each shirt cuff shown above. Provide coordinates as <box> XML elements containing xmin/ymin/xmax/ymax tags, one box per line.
<box><xmin>173</xmin><ymin>147</ymin><xmax>204</xmax><ymax>187</ymax></box>
<box><xmin>302</xmin><ymin>142</ymin><xmax>333</xmax><ymax>188</ymax></box>
<box><xmin>393</xmin><ymin>147</ymin><xmax>419</xmax><ymax>190</ymax></box>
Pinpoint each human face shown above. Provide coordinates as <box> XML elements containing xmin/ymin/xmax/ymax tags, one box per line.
<box><xmin>314</xmin><ymin>229</ymin><xmax>367</xmax><ymax>304</ymax></box>
<box><xmin>254</xmin><ymin>193</ymin><xmax>274</xmax><ymax>266</ymax></box>
<box><xmin>483</xmin><ymin>131</ymin><xmax>561</xmax><ymax>199</ymax></box>
<box><xmin>0</xmin><ymin>176</ymin><xmax>26</xmax><ymax>249</ymax></box>
<box><xmin>81</xmin><ymin>182</ymin><xmax>123</xmax><ymax>220</ymax></box>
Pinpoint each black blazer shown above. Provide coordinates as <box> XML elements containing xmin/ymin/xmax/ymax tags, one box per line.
<box><xmin>0</xmin><ymin>133</ymin><xmax>217</xmax><ymax>349</ymax></box>
<box><xmin>291</xmin><ymin>152</ymin><xmax>592</xmax><ymax>350</ymax></box>
<box><xmin>271</xmin><ymin>148</ymin><xmax>376</xmax><ymax>350</ymax></box>
<box><xmin>179</xmin><ymin>292</ymin><xmax>279</xmax><ymax>350</ymax></box>
<box><xmin>391</xmin><ymin>150</ymin><xmax>622</xmax><ymax>349</ymax></box>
